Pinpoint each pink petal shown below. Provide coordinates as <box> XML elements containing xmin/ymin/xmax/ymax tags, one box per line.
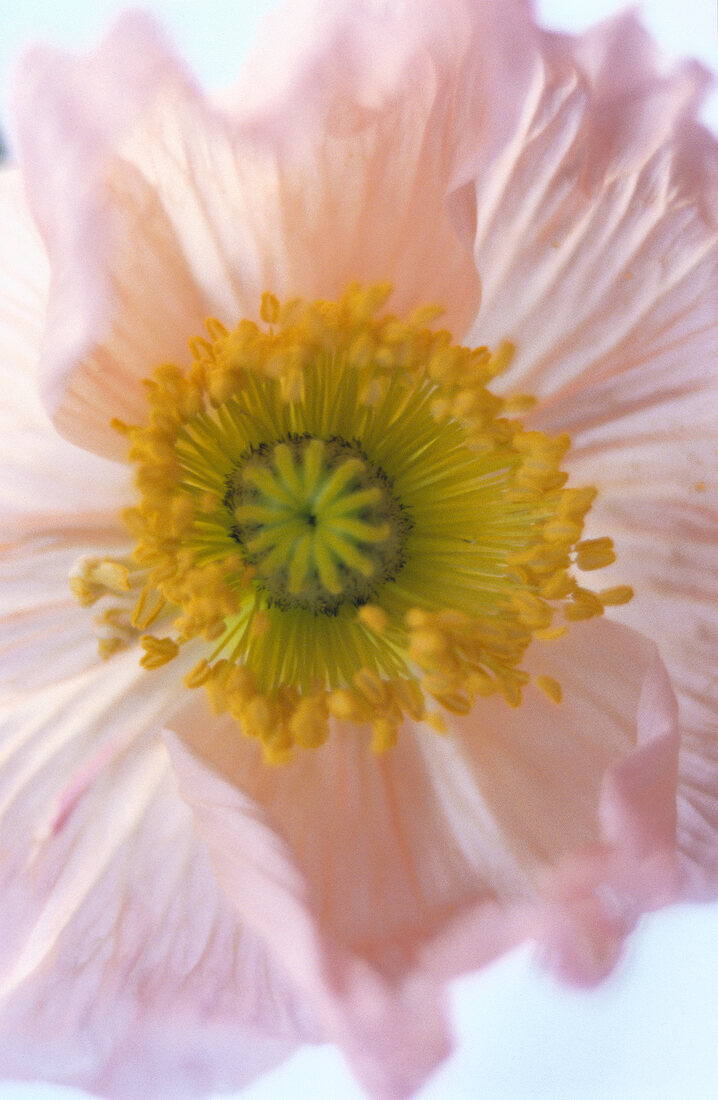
<box><xmin>424</xmin><ymin>631</ymin><xmax>681</xmax><ymax>989</ymax></box>
<box><xmin>10</xmin><ymin>2</ymin><xmax>539</xmax><ymax>458</ymax></box>
<box><xmin>235</xmin><ymin>0</ymin><xmax>537</xmax><ymax>189</ymax></box>
<box><xmin>0</xmin><ymin>655</ymin><xmax>307</xmax><ymax>1097</ymax></box>
<box><xmin>0</xmin><ymin>169</ymin><xmax>129</xmax><ymax>532</ymax></box>
<box><xmin>166</xmin><ymin>618</ymin><xmax>679</xmax><ymax>1092</ymax></box>
<box><xmin>166</xmin><ymin>734</ymin><xmax>450</xmax><ymax>1100</ymax></box>
<box><xmin>0</xmin><ymin>534</ymin><xmax>130</xmax><ymax>692</ymax></box>
<box><xmin>0</xmin><ymin>170</ymin><xmax>133</xmax><ymax>689</ymax></box>
<box><xmin>468</xmin><ymin>11</ymin><xmax>716</xmax><ymax>399</ymax></box>
<box><xmin>571</xmin><ymin>490</ymin><xmax>718</xmax><ymax>900</ymax></box>
<box><xmin>454</xmin><ymin>9</ymin><xmax>718</xmax><ymax>898</ymax></box>
<box><xmin>11</xmin><ymin>16</ymin><xmax>212</xmax><ymax>460</ymax></box>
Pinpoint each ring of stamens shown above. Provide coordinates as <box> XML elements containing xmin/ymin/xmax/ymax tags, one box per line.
<box><xmin>81</xmin><ymin>284</ymin><xmax>632</xmax><ymax>762</ymax></box>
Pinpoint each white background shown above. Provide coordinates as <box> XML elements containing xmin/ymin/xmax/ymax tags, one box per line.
<box><xmin>0</xmin><ymin>2</ymin><xmax>717</xmax><ymax>1099</ymax></box>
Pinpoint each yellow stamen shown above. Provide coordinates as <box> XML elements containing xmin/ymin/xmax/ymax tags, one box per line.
<box><xmin>69</xmin><ymin>557</ymin><xmax>131</xmax><ymax>606</ymax></box>
<box><xmin>599</xmin><ymin>584</ymin><xmax>634</xmax><ymax>606</ymax></box>
<box><xmin>536</xmin><ymin>675</ymin><xmax>563</xmax><ymax>704</ymax></box>
<box><xmin>140</xmin><ymin>635</ymin><xmax>180</xmax><ymax>669</ymax></box>
<box><xmin>575</xmin><ymin>537</ymin><xmax>617</xmax><ymax>571</ymax></box>
<box><xmin>358</xmin><ymin>604</ymin><xmax>389</xmax><ymax>634</ymax></box>
<box><xmin>75</xmin><ymin>284</ymin><xmax>629</xmax><ymax>761</ymax></box>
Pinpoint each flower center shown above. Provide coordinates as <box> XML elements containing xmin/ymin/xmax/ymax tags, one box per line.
<box><xmin>76</xmin><ymin>284</ymin><xmax>632</xmax><ymax>762</ymax></box>
<box><xmin>226</xmin><ymin>435</ymin><xmax>409</xmax><ymax>614</ymax></box>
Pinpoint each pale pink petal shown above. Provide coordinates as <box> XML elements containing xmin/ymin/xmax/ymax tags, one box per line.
<box><xmin>0</xmin><ymin>169</ymin><xmax>129</xmax><ymax>531</ymax></box>
<box><xmin>534</xmin><ymin>649</ymin><xmax>680</xmax><ymax>987</ymax></box>
<box><xmin>11</xmin><ymin>17</ymin><xmax>212</xmax><ymax>459</ymax></box>
<box><xmin>166</xmin><ymin>734</ymin><xmax>450</xmax><ymax>1100</ymax></box>
<box><xmin>535</xmin><ymin>364</ymin><xmax>718</xmax><ymax>897</ymax></box>
<box><xmin>0</xmin><ymin>654</ymin><xmax>308</xmax><ymax>1097</ymax></box>
<box><xmin>167</xmin><ymin>617</ymin><xmax>679</xmax><ymax>1060</ymax></box>
<box><xmin>566</xmin><ymin>487</ymin><xmax>718</xmax><ymax>900</ymax></box>
<box><xmin>468</xmin><ymin>14</ymin><xmax>716</xmax><ymax>401</ymax></box>
<box><xmin>11</xmin><ymin>2</ymin><xmax>540</xmax><ymax>458</ymax></box>
<box><xmin>0</xmin><ymin>534</ymin><xmax>133</xmax><ymax>692</ymax></box>
<box><xmin>0</xmin><ymin>170</ymin><xmax>134</xmax><ymax>688</ymax></box>
<box><xmin>455</xmin><ymin>10</ymin><xmax>718</xmax><ymax>896</ymax></box>
<box><xmin>235</xmin><ymin>0</ymin><xmax>537</xmax><ymax>190</ymax></box>
<box><xmin>420</xmin><ymin>637</ymin><xmax>680</xmax><ymax>989</ymax></box>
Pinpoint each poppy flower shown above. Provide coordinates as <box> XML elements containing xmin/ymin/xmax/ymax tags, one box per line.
<box><xmin>1</xmin><ymin>2</ymin><xmax>717</xmax><ymax>1098</ymax></box>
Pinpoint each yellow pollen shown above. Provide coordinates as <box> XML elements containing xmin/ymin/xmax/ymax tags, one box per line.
<box><xmin>535</xmin><ymin>675</ymin><xmax>563</xmax><ymax>704</ymax></box>
<box><xmin>78</xmin><ymin>284</ymin><xmax>629</xmax><ymax>762</ymax></box>
<box><xmin>575</xmin><ymin>537</ymin><xmax>616</xmax><ymax>571</ymax></box>
<box><xmin>69</xmin><ymin>557</ymin><xmax>131</xmax><ymax>606</ymax></box>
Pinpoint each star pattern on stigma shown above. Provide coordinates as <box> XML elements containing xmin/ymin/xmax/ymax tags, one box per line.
<box><xmin>71</xmin><ymin>285</ymin><xmax>632</xmax><ymax>761</ymax></box>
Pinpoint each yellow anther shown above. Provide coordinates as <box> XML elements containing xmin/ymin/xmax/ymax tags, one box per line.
<box><xmin>535</xmin><ymin>675</ymin><xmax>563</xmax><ymax>704</ymax></box>
<box><xmin>370</xmin><ymin>717</ymin><xmax>399</xmax><ymax>753</ymax></box>
<box><xmin>184</xmin><ymin>659</ymin><xmax>213</xmax><ymax>688</ymax></box>
<box><xmin>70</xmin><ymin>557</ymin><xmax>132</xmax><ymax>606</ymax></box>
<box><xmin>358</xmin><ymin>604</ymin><xmax>388</xmax><ymax>634</ymax></box>
<box><xmin>390</xmin><ymin>676</ymin><xmax>426</xmax><ymax>720</ymax></box>
<box><xmin>564</xmin><ymin>588</ymin><xmax>605</xmax><ymax>621</ymax></box>
<box><xmin>499</xmin><ymin>677</ymin><xmax>523</xmax><ymax>707</ymax></box>
<box><xmin>260</xmin><ymin>291</ymin><xmax>280</xmax><ymax>324</ymax></box>
<box><xmin>140</xmin><ymin>635</ymin><xmax>180</xmax><ymax>669</ymax></box>
<box><xmin>131</xmin><ymin>585</ymin><xmax>166</xmax><ymax>629</ymax></box>
<box><xmin>503</xmin><ymin>393</ymin><xmax>538</xmax><ymax>414</ymax></box>
<box><xmin>327</xmin><ymin>689</ymin><xmax>365</xmax><ymax>722</ymax></box>
<box><xmin>510</xmin><ymin>590</ymin><xmax>553</xmax><ymax>630</ymax></box>
<box><xmin>424</xmin><ymin>712</ymin><xmax>447</xmax><ymax>734</ymax></box>
<box><xmin>575</xmin><ymin>537</ymin><xmax>616</xmax><ymax>571</ymax></box>
<box><xmin>94</xmin><ymin>560</ymin><xmax>131</xmax><ymax>591</ymax></box>
<box><xmin>353</xmin><ymin>668</ymin><xmax>387</xmax><ymax>706</ymax></box>
<box><xmin>98</xmin><ymin>637</ymin><xmax>125</xmax><ymax>659</ymax></box>
<box><xmin>539</xmin><ymin>571</ymin><xmax>574</xmax><ymax>599</ymax></box>
<box><xmin>289</xmin><ymin>697</ymin><xmax>329</xmax><ymax>749</ymax></box>
<box><xmin>558</xmin><ymin>487</ymin><xmax>597</xmax><ymax>520</ymax></box>
<box><xmin>409</xmin><ymin>630</ymin><xmax>452</xmax><ymax>661</ymax></box>
<box><xmin>598</xmin><ymin>585</ymin><xmax>634</xmax><ymax>606</ymax></box>
<box><xmin>243</xmin><ymin>695</ymin><xmax>273</xmax><ymax>739</ymax></box>
<box><xmin>405</xmin><ymin>608</ymin><xmax>431</xmax><ymax>630</ymax></box>
<box><xmin>534</xmin><ymin>625</ymin><xmax>568</xmax><ymax>641</ymax></box>
<box><xmin>206</xmin><ymin>317</ymin><xmax>228</xmax><ymax>340</ymax></box>
<box><xmin>466</xmin><ymin>669</ymin><xmax>497</xmax><ymax>696</ymax></box>
<box><xmin>429</xmin><ymin>690</ymin><xmax>473</xmax><ymax>715</ymax></box>
<box><xmin>543</xmin><ymin>519</ymin><xmax>583</xmax><ymax>544</ymax></box>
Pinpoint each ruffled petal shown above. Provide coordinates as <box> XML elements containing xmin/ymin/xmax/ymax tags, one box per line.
<box><xmin>0</xmin><ymin>170</ymin><xmax>134</xmax><ymax>688</ymax></box>
<box><xmin>564</xmin><ymin>488</ymin><xmax>718</xmax><ymax>900</ymax></box>
<box><xmin>455</xmin><ymin>10</ymin><xmax>718</xmax><ymax>898</ymax></box>
<box><xmin>11</xmin><ymin>17</ymin><xmax>211</xmax><ymax>459</ymax></box>
<box><xmin>0</xmin><ymin>170</ymin><xmax>128</xmax><ymax>531</ymax></box>
<box><xmin>167</xmin><ymin>617</ymin><xmax>679</xmax><ymax>1053</ymax></box>
<box><xmin>11</xmin><ymin>2</ymin><xmax>541</xmax><ymax>458</ymax></box>
<box><xmin>467</xmin><ymin>14</ymin><xmax>716</xmax><ymax>399</ymax></box>
<box><xmin>421</xmin><ymin>635</ymin><xmax>680</xmax><ymax>990</ymax></box>
<box><xmin>166</xmin><ymin>734</ymin><xmax>450</xmax><ymax>1100</ymax></box>
<box><xmin>0</xmin><ymin>654</ymin><xmax>308</xmax><ymax>1098</ymax></box>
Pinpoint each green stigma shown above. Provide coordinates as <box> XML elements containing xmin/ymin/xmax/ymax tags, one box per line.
<box><xmin>226</xmin><ymin>434</ymin><xmax>410</xmax><ymax>614</ymax></box>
